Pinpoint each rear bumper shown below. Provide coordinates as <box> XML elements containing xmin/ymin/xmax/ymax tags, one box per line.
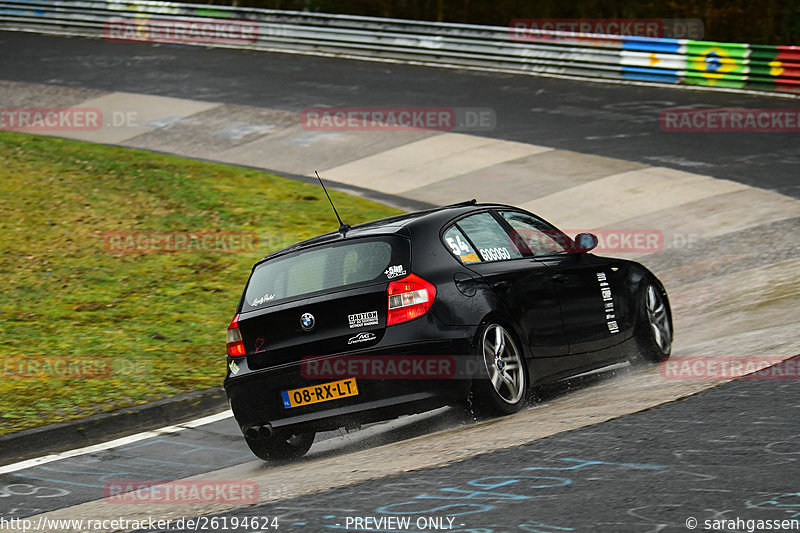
<box><xmin>224</xmin><ymin>332</ymin><xmax>477</xmax><ymax>435</ymax></box>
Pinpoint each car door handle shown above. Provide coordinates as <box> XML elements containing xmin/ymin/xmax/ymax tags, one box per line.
<box><xmin>552</xmin><ymin>273</ymin><xmax>568</xmax><ymax>283</ymax></box>
<box><xmin>492</xmin><ymin>280</ymin><xmax>512</xmax><ymax>290</ymax></box>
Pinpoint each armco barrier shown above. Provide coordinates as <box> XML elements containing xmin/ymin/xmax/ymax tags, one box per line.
<box><xmin>0</xmin><ymin>0</ymin><xmax>798</xmax><ymax>94</ymax></box>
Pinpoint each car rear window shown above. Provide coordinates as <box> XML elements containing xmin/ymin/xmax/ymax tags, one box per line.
<box><xmin>241</xmin><ymin>236</ymin><xmax>410</xmax><ymax>312</ymax></box>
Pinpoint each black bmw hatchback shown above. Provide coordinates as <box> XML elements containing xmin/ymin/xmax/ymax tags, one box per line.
<box><xmin>224</xmin><ymin>200</ymin><xmax>672</xmax><ymax>460</ymax></box>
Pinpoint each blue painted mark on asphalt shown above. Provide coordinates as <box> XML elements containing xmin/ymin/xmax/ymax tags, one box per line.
<box><xmin>747</xmin><ymin>492</ymin><xmax>800</xmax><ymax>518</ymax></box>
<box><xmin>10</xmin><ymin>474</ymin><xmax>105</xmax><ymax>489</ymax></box>
<box><xmin>122</xmin><ymin>438</ymin><xmax>240</xmax><ymax>454</ymax></box>
<box><xmin>376</xmin><ymin>502</ymin><xmax>494</xmax><ymax>517</ymax></box>
<box><xmin>36</xmin><ymin>465</ymin><xmax>134</xmax><ymax>478</ymax></box>
<box><xmin>118</xmin><ymin>456</ymin><xmax>215</xmax><ymax>468</ymax></box>
<box><xmin>370</xmin><ymin>457</ymin><xmax>667</xmax><ymax>527</ymax></box>
<box><xmin>415</xmin><ymin>488</ymin><xmax>530</xmax><ymax>500</ymax></box>
<box><xmin>524</xmin><ymin>458</ymin><xmax>665</xmax><ymax>471</ymax></box>
<box><xmin>467</xmin><ymin>476</ymin><xmax>572</xmax><ymax>490</ymax></box>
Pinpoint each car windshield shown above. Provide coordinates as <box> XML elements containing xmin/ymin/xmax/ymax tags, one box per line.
<box><xmin>241</xmin><ymin>236</ymin><xmax>410</xmax><ymax>312</ymax></box>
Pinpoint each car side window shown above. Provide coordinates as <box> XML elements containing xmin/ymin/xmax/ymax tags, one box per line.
<box><xmin>443</xmin><ymin>225</ymin><xmax>482</xmax><ymax>264</ymax></box>
<box><xmin>455</xmin><ymin>212</ymin><xmax>523</xmax><ymax>262</ymax></box>
<box><xmin>499</xmin><ymin>210</ymin><xmax>571</xmax><ymax>256</ymax></box>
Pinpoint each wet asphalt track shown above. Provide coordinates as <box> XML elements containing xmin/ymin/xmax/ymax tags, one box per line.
<box><xmin>1</xmin><ymin>29</ymin><xmax>799</xmax><ymax>532</ymax></box>
<box><xmin>0</xmin><ymin>408</ymin><xmax>467</xmax><ymax>520</ymax></box>
<box><xmin>1</xmin><ymin>31</ymin><xmax>798</xmax><ymax>198</ymax></box>
<box><xmin>161</xmin><ymin>357</ymin><xmax>800</xmax><ymax>533</ymax></box>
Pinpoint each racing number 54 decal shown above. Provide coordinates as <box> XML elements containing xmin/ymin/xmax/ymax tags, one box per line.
<box><xmin>446</xmin><ymin>234</ymin><xmax>471</xmax><ymax>256</ymax></box>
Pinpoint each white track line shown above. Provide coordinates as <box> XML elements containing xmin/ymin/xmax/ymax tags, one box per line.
<box><xmin>0</xmin><ymin>410</ymin><xmax>233</xmax><ymax>475</ymax></box>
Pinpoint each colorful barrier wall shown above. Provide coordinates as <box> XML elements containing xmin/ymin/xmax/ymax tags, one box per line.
<box><xmin>620</xmin><ymin>37</ymin><xmax>800</xmax><ymax>91</ymax></box>
<box><xmin>0</xmin><ymin>0</ymin><xmax>798</xmax><ymax>94</ymax></box>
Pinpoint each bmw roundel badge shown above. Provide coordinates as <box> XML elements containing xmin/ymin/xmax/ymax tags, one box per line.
<box><xmin>300</xmin><ymin>312</ymin><xmax>315</xmax><ymax>331</ymax></box>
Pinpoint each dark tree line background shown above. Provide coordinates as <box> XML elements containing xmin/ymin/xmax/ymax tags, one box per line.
<box><xmin>185</xmin><ymin>0</ymin><xmax>799</xmax><ymax>45</ymax></box>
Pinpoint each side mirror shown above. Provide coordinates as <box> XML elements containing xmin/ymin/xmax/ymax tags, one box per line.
<box><xmin>574</xmin><ymin>233</ymin><xmax>598</xmax><ymax>253</ymax></box>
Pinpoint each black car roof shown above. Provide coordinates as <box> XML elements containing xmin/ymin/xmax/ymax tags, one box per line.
<box><xmin>257</xmin><ymin>199</ymin><xmax>514</xmax><ymax>263</ymax></box>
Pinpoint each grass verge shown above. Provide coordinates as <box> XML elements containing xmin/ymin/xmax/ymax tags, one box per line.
<box><xmin>0</xmin><ymin>131</ymin><xmax>401</xmax><ymax>436</ymax></box>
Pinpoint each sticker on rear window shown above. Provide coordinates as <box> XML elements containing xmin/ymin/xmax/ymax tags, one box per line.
<box><xmin>349</xmin><ymin>311</ymin><xmax>378</xmax><ymax>329</ymax></box>
<box><xmin>384</xmin><ymin>264</ymin><xmax>407</xmax><ymax>279</ymax></box>
<box><xmin>252</xmin><ymin>293</ymin><xmax>275</xmax><ymax>306</ymax></box>
<box><xmin>444</xmin><ymin>226</ymin><xmax>481</xmax><ymax>264</ymax></box>
<box><xmin>479</xmin><ymin>247</ymin><xmax>511</xmax><ymax>261</ymax></box>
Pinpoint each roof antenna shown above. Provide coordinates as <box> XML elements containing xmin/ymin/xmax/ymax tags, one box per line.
<box><xmin>315</xmin><ymin>170</ymin><xmax>350</xmax><ymax>237</ymax></box>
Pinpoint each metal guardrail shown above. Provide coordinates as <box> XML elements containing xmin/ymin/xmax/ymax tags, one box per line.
<box><xmin>1</xmin><ymin>0</ymin><xmax>798</xmax><ymax>94</ymax></box>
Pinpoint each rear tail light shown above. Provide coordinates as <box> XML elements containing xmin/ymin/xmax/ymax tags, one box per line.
<box><xmin>226</xmin><ymin>314</ymin><xmax>246</xmax><ymax>357</ymax></box>
<box><xmin>387</xmin><ymin>273</ymin><xmax>436</xmax><ymax>326</ymax></box>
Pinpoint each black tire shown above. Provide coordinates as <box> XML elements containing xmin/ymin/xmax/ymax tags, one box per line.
<box><xmin>245</xmin><ymin>429</ymin><xmax>315</xmax><ymax>462</ymax></box>
<box><xmin>633</xmin><ymin>282</ymin><xmax>672</xmax><ymax>364</ymax></box>
<box><xmin>470</xmin><ymin>322</ymin><xmax>529</xmax><ymax>417</ymax></box>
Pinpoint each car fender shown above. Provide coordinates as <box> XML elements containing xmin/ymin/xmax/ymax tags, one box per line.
<box><xmin>616</xmin><ymin>259</ymin><xmax>672</xmax><ymax>333</ymax></box>
<box><xmin>471</xmin><ymin>312</ymin><xmax>532</xmax><ymax>361</ymax></box>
